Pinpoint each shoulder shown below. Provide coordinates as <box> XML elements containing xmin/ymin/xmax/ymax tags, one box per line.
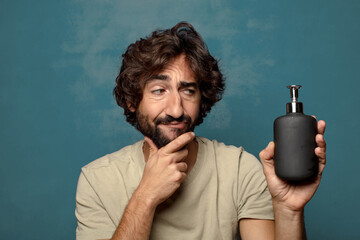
<box><xmin>197</xmin><ymin>137</ymin><xmax>262</xmax><ymax>171</ymax></box>
<box><xmin>82</xmin><ymin>144</ymin><xmax>133</xmax><ymax>170</ymax></box>
<box><xmin>198</xmin><ymin>137</ymin><xmax>257</xmax><ymax>161</ymax></box>
<box><xmin>80</xmin><ymin>140</ymin><xmax>144</xmax><ymax>180</ymax></box>
<box><xmin>198</xmin><ymin>137</ymin><xmax>242</xmax><ymax>154</ymax></box>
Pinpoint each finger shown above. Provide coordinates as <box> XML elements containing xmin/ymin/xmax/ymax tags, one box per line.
<box><xmin>316</xmin><ymin>134</ymin><xmax>326</xmax><ymax>149</ymax></box>
<box><xmin>316</xmin><ymin>147</ymin><xmax>326</xmax><ymax>176</ymax></box>
<box><xmin>173</xmin><ymin>148</ymin><xmax>189</xmax><ymax>163</ymax></box>
<box><xmin>315</xmin><ymin>147</ymin><xmax>326</xmax><ymax>161</ymax></box>
<box><xmin>163</xmin><ymin>132</ymin><xmax>195</xmax><ymax>154</ymax></box>
<box><xmin>259</xmin><ymin>141</ymin><xmax>275</xmax><ymax>161</ymax></box>
<box><xmin>259</xmin><ymin>142</ymin><xmax>276</xmax><ymax>177</ymax></box>
<box><xmin>315</xmin><ymin>134</ymin><xmax>327</xmax><ymax>161</ymax></box>
<box><xmin>315</xmin><ymin>129</ymin><xmax>327</xmax><ymax>176</ymax></box>
<box><xmin>312</xmin><ymin>115</ymin><xmax>317</xmax><ymax>120</ymax></box>
<box><xmin>177</xmin><ymin>162</ymin><xmax>188</xmax><ymax>172</ymax></box>
<box><xmin>179</xmin><ymin>172</ymin><xmax>187</xmax><ymax>183</ymax></box>
<box><xmin>144</xmin><ymin>136</ymin><xmax>159</xmax><ymax>156</ymax></box>
<box><xmin>317</xmin><ymin>120</ymin><xmax>326</xmax><ymax>135</ymax></box>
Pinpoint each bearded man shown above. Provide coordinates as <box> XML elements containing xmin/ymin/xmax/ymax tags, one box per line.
<box><xmin>75</xmin><ymin>22</ymin><xmax>327</xmax><ymax>240</ymax></box>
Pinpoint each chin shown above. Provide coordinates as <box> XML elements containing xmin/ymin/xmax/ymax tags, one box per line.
<box><xmin>152</xmin><ymin>129</ymin><xmax>184</xmax><ymax>148</ymax></box>
<box><xmin>162</xmin><ymin>133</ymin><xmax>180</xmax><ymax>143</ymax></box>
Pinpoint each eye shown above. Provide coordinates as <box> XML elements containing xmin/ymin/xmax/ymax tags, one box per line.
<box><xmin>151</xmin><ymin>89</ymin><xmax>166</xmax><ymax>95</ymax></box>
<box><xmin>183</xmin><ymin>88</ymin><xmax>196</xmax><ymax>95</ymax></box>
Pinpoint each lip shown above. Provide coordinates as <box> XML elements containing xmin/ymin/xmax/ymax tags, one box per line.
<box><xmin>162</xmin><ymin>121</ymin><xmax>187</xmax><ymax>129</ymax></box>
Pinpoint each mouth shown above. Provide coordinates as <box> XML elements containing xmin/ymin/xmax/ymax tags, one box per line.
<box><xmin>161</xmin><ymin>121</ymin><xmax>187</xmax><ymax>129</ymax></box>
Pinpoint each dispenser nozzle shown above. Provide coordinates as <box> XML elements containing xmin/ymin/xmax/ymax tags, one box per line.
<box><xmin>286</xmin><ymin>85</ymin><xmax>303</xmax><ymax>113</ymax></box>
<box><xmin>287</xmin><ymin>85</ymin><xmax>302</xmax><ymax>102</ymax></box>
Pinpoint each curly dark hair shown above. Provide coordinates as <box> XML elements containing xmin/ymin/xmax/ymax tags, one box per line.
<box><xmin>113</xmin><ymin>21</ymin><xmax>225</xmax><ymax>126</ymax></box>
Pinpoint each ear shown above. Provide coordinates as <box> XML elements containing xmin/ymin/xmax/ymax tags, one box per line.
<box><xmin>126</xmin><ymin>101</ymin><xmax>136</xmax><ymax>112</ymax></box>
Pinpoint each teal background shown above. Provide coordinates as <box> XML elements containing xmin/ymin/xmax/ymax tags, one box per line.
<box><xmin>1</xmin><ymin>0</ymin><xmax>359</xmax><ymax>239</ymax></box>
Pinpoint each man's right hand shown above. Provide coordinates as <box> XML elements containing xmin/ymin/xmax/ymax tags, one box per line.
<box><xmin>136</xmin><ymin>132</ymin><xmax>195</xmax><ymax>207</ymax></box>
<box><xmin>111</xmin><ymin>132</ymin><xmax>194</xmax><ymax>240</ymax></box>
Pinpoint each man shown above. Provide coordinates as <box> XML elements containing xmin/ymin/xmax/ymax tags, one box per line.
<box><xmin>75</xmin><ymin>22</ymin><xmax>327</xmax><ymax>240</ymax></box>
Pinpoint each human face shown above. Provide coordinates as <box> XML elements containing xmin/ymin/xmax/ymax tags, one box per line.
<box><xmin>134</xmin><ymin>54</ymin><xmax>201</xmax><ymax>148</ymax></box>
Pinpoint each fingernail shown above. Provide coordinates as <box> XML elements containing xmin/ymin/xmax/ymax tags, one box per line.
<box><xmin>266</xmin><ymin>142</ymin><xmax>273</xmax><ymax>150</ymax></box>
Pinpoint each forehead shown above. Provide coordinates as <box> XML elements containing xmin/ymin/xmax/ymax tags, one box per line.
<box><xmin>149</xmin><ymin>54</ymin><xmax>197</xmax><ymax>83</ymax></box>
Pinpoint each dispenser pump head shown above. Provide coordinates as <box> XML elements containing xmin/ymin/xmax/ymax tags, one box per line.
<box><xmin>286</xmin><ymin>85</ymin><xmax>303</xmax><ymax>113</ymax></box>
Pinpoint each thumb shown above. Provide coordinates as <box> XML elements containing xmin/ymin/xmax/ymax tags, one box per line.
<box><xmin>261</xmin><ymin>142</ymin><xmax>275</xmax><ymax>160</ymax></box>
<box><xmin>144</xmin><ymin>136</ymin><xmax>158</xmax><ymax>156</ymax></box>
<box><xmin>259</xmin><ymin>141</ymin><xmax>275</xmax><ymax>174</ymax></box>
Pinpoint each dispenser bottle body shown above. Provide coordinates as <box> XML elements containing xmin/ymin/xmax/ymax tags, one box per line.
<box><xmin>274</xmin><ymin>113</ymin><xmax>318</xmax><ymax>181</ymax></box>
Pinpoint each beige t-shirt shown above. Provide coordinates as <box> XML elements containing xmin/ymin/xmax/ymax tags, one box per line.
<box><xmin>75</xmin><ymin>137</ymin><xmax>274</xmax><ymax>240</ymax></box>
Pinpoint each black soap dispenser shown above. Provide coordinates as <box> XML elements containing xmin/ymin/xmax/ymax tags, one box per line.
<box><xmin>273</xmin><ymin>85</ymin><xmax>318</xmax><ymax>181</ymax></box>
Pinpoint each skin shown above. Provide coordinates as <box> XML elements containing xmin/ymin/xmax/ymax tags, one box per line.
<box><xmin>134</xmin><ymin>54</ymin><xmax>201</xmax><ymax>148</ymax></box>
<box><xmin>110</xmin><ymin>132</ymin><xmax>195</xmax><ymax>240</ymax></box>
<box><xmin>109</xmin><ymin>54</ymin><xmax>327</xmax><ymax>240</ymax></box>
<box><xmin>110</xmin><ymin>54</ymin><xmax>201</xmax><ymax>240</ymax></box>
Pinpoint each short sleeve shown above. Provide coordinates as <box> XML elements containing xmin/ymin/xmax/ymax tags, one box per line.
<box><xmin>237</xmin><ymin>150</ymin><xmax>274</xmax><ymax>220</ymax></box>
<box><xmin>75</xmin><ymin>170</ymin><xmax>116</xmax><ymax>240</ymax></box>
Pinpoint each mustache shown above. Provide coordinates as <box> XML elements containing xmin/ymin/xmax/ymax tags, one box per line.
<box><xmin>154</xmin><ymin>115</ymin><xmax>191</xmax><ymax>125</ymax></box>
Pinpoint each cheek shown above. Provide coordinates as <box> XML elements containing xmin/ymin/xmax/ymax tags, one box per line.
<box><xmin>139</xmin><ymin>100</ymin><xmax>166</xmax><ymax>120</ymax></box>
<box><xmin>185</xmin><ymin>100</ymin><xmax>201</xmax><ymax>119</ymax></box>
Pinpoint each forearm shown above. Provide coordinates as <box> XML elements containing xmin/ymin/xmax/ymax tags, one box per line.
<box><xmin>273</xmin><ymin>203</ymin><xmax>306</xmax><ymax>240</ymax></box>
<box><xmin>111</xmin><ymin>189</ymin><xmax>157</xmax><ymax>240</ymax></box>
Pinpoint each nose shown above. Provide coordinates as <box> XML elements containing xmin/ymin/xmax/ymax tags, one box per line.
<box><xmin>165</xmin><ymin>91</ymin><xmax>184</xmax><ymax>119</ymax></box>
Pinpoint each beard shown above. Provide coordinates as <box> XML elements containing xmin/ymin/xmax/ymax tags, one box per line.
<box><xmin>135</xmin><ymin>111</ymin><xmax>196</xmax><ymax>149</ymax></box>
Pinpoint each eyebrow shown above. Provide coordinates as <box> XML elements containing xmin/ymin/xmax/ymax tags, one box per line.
<box><xmin>180</xmin><ymin>81</ymin><xmax>198</xmax><ymax>88</ymax></box>
<box><xmin>147</xmin><ymin>74</ymin><xmax>198</xmax><ymax>88</ymax></box>
<box><xmin>148</xmin><ymin>74</ymin><xmax>169</xmax><ymax>81</ymax></box>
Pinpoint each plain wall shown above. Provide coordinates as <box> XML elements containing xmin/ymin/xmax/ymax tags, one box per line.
<box><xmin>1</xmin><ymin>0</ymin><xmax>359</xmax><ymax>239</ymax></box>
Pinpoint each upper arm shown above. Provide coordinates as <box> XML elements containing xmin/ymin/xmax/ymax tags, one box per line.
<box><xmin>75</xmin><ymin>171</ymin><xmax>116</xmax><ymax>240</ymax></box>
<box><xmin>239</xmin><ymin>219</ymin><xmax>275</xmax><ymax>240</ymax></box>
<box><xmin>237</xmin><ymin>151</ymin><xmax>275</xmax><ymax>239</ymax></box>
<box><xmin>237</xmin><ymin>151</ymin><xmax>274</xmax><ymax>220</ymax></box>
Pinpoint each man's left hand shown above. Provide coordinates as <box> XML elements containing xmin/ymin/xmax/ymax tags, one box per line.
<box><xmin>259</xmin><ymin>119</ymin><xmax>327</xmax><ymax>211</ymax></box>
